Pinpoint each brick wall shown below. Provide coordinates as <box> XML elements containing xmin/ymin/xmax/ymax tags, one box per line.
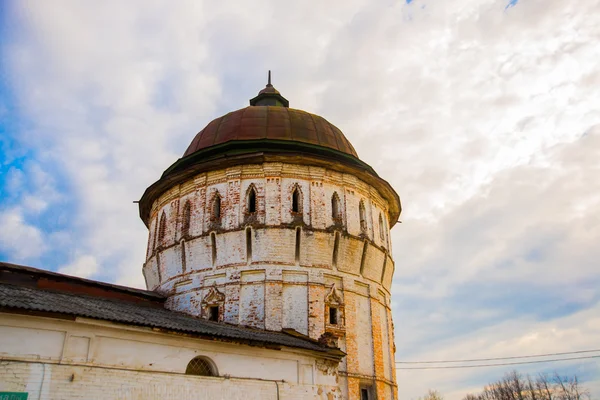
<box><xmin>0</xmin><ymin>361</ymin><xmax>340</xmax><ymax>400</ymax></box>
<box><xmin>141</xmin><ymin>161</ymin><xmax>398</xmax><ymax>399</ymax></box>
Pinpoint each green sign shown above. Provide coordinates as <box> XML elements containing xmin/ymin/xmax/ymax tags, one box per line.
<box><xmin>0</xmin><ymin>393</ymin><xmax>28</xmax><ymax>400</ymax></box>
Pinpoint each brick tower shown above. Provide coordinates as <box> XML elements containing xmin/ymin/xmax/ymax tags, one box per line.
<box><xmin>139</xmin><ymin>75</ymin><xmax>402</xmax><ymax>400</ymax></box>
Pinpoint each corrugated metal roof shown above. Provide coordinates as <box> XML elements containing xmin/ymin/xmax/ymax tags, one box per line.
<box><xmin>0</xmin><ymin>283</ymin><xmax>337</xmax><ymax>355</ymax></box>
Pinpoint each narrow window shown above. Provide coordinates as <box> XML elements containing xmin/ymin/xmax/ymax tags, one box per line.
<box><xmin>329</xmin><ymin>307</ymin><xmax>338</xmax><ymax>325</ymax></box>
<box><xmin>211</xmin><ymin>232</ymin><xmax>217</xmax><ymax>266</ymax></box>
<box><xmin>359</xmin><ymin>240</ymin><xmax>368</xmax><ymax>275</ymax></box>
<box><xmin>361</xmin><ymin>388</ymin><xmax>370</xmax><ymax>400</ymax></box>
<box><xmin>182</xmin><ymin>201</ymin><xmax>191</xmax><ymax>237</ymax></box>
<box><xmin>158</xmin><ymin>212</ymin><xmax>167</xmax><ymax>241</ymax></box>
<box><xmin>292</xmin><ymin>186</ymin><xmax>301</xmax><ymax>213</ymax></box>
<box><xmin>359</xmin><ymin>200</ymin><xmax>367</xmax><ymax>233</ymax></box>
<box><xmin>212</xmin><ymin>193</ymin><xmax>221</xmax><ymax>221</ymax></box>
<box><xmin>332</xmin><ymin>231</ymin><xmax>340</xmax><ymax>267</ymax></box>
<box><xmin>378</xmin><ymin>213</ymin><xmax>384</xmax><ymax>239</ymax></box>
<box><xmin>209</xmin><ymin>306</ymin><xmax>219</xmax><ymax>321</ymax></box>
<box><xmin>246</xmin><ymin>227</ymin><xmax>252</xmax><ymax>263</ymax></box>
<box><xmin>247</xmin><ymin>187</ymin><xmax>257</xmax><ymax>213</ymax></box>
<box><xmin>186</xmin><ymin>356</ymin><xmax>218</xmax><ymax>377</ymax></box>
<box><xmin>331</xmin><ymin>192</ymin><xmax>340</xmax><ymax>221</ymax></box>
<box><xmin>295</xmin><ymin>227</ymin><xmax>301</xmax><ymax>263</ymax></box>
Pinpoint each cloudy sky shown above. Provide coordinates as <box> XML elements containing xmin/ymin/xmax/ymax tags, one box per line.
<box><xmin>1</xmin><ymin>0</ymin><xmax>599</xmax><ymax>398</ymax></box>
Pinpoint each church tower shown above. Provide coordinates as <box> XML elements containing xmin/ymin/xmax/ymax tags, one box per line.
<box><xmin>139</xmin><ymin>75</ymin><xmax>402</xmax><ymax>400</ymax></box>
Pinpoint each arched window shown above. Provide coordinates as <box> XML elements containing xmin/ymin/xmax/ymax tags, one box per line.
<box><xmin>331</xmin><ymin>192</ymin><xmax>341</xmax><ymax>221</ymax></box>
<box><xmin>378</xmin><ymin>213</ymin><xmax>385</xmax><ymax>240</ymax></box>
<box><xmin>212</xmin><ymin>192</ymin><xmax>221</xmax><ymax>221</ymax></box>
<box><xmin>185</xmin><ymin>356</ymin><xmax>218</xmax><ymax>377</ymax></box>
<box><xmin>292</xmin><ymin>186</ymin><xmax>301</xmax><ymax>213</ymax></box>
<box><xmin>247</xmin><ymin>186</ymin><xmax>257</xmax><ymax>213</ymax></box>
<box><xmin>158</xmin><ymin>212</ymin><xmax>167</xmax><ymax>242</ymax></box>
<box><xmin>359</xmin><ymin>201</ymin><xmax>367</xmax><ymax>233</ymax></box>
<box><xmin>182</xmin><ymin>201</ymin><xmax>191</xmax><ymax>237</ymax></box>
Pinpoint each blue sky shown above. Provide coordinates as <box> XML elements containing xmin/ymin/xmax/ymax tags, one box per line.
<box><xmin>1</xmin><ymin>1</ymin><xmax>599</xmax><ymax>399</ymax></box>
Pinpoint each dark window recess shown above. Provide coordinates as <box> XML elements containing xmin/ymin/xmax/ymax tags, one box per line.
<box><xmin>359</xmin><ymin>201</ymin><xmax>367</xmax><ymax>232</ymax></box>
<box><xmin>182</xmin><ymin>202</ymin><xmax>191</xmax><ymax>235</ymax></box>
<box><xmin>332</xmin><ymin>231</ymin><xmax>340</xmax><ymax>267</ymax></box>
<box><xmin>211</xmin><ymin>232</ymin><xmax>217</xmax><ymax>266</ymax></box>
<box><xmin>295</xmin><ymin>228</ymin><xmax>301</xmax><ymax>263</ymax></box>
<box><xmin>246</xmin><ymin>228</ymin><xmax>252</xmax><ymax>262</ymax></box>
<box><xmin>158</xmin><ymin>212</ymin><xmax>167</xmax><ymax>241</ymax></box>
<box><xmin>248</xmin><ymin>189</ymin><xmax>256</xmax><ymax>213</ymax></box>
<box><xmin>331</xmin><ymin>193</ymin><xmax>340</xmax><ymax>219</ymax></box>
<box><xmin>329</xmin><ymin>307</ymin><xmax>338</xmax><ymax>325</ymax></box>
<box><xmin>209</xmin><ymin>306</ymin><xmax>219</xmax><ymax>321</ymax></box>
<box><xmin>361</xmin><ymin>388</ymin><xmax>370</xmax><ymax>400</ymax></box>
<box><xmin>213</xmin><ymin>195</ymin><xmax>221</xmax><ymax>219</ymax></box>
<box><xmin>292</xmin><ymin>188</ymin><xmax>300</xmax><ymax>212</ymax></box>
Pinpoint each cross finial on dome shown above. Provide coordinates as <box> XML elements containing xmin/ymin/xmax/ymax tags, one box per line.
<box><xmin>249</xmin><ymin>70</ymin><xmax>289</xmax><ymax>107</ymax></box>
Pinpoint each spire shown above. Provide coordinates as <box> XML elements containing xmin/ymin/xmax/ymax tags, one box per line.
<box><xmin>249</xmin><ymin>71</ymin><xmax>289</xmax><ymax>107</ymax></box>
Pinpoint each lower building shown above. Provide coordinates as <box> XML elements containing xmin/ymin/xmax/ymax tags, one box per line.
<box><xmin>0</xmin><ymin>262</ymin><xmax>344</xmax><ymax>399</ymax></box>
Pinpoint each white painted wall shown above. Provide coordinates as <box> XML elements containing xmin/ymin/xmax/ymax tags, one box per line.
<box><xmin>0</xmin><ymin>313</ymin><xmax>341</xmax><ymax>399</ymax></box>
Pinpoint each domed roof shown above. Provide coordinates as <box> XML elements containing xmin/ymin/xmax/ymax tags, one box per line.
<box><xmin>183</xmin><ymin>106</ymin><xmax>358</xmax><ymax>158</ymax></box>
<box><xmin>139</xmin><ymin>73</ymin><xmax>401</xmax><ymax>228</ymax></box>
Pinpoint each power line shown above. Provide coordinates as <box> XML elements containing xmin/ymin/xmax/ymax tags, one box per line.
<box><xmin>396</xmin><ymin>355</ymin><xmax>600</xmax><ymax>370</ymax></box>
<box><xmin>396</xmin><ymin>349</ymin><xmax>600</xmax><ymax>364</ymax></box>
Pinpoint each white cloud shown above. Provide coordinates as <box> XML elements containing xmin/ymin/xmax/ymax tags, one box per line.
<box><xmin>0</xmin><ymin>207</ymin><xmax>47</xmax><ymax>261</ymax></box>
<box><xmin>3</xmin><ymin>0</ymin><xmax>600</xmax><ymax>398</ymax></box>
<box><xmin>58</xmin><ymin>255</ymin><xmax>98</xmax><ymax>279</ymax></box>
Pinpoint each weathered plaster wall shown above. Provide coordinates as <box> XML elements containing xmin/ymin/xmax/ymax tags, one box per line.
<box><xmin>0</xmin><ymin>313</ymin><xmax>342</xmax><ymax>399</ymax></box>
<box><xmin>142</xmin><ymin>161</ymin><xmax>398</xmax><ymax>399</ymax></box>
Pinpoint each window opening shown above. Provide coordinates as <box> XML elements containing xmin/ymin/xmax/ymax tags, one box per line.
<box><xmin>211</xmin><ymin>232</ymin><xmax>217</xmax><ymax>266</ymax></box>
<box><xmin>182</xmin><ymin>201</ymin><xmax>191</xmax><ymax>236</ymax></box>
<box><xmin>329</xmin><ymin>307</ymin><xmax>338</xmax><ymax>325</ymax></box>
<box><xmin>332</xmin><ymin>231</ymin><xmax>340</xmax><ymax>267</ymax></box>
<box><xmin>325</xmin><ymin>284</ymin><xmax>344</xmax><ymax>329</ymax></box>
<box><xmin>247</xmin><ymin>187</ymin><xmax>257</xmax><ymax>213</ymax></box>
<box><xmin>295</xmin><ymin>227</ymin><xmax>301</xmax><ymax>263</ymax></box>
<box><xmin>185</xmin><ymin>356</ymin><xmax>217</xmax><ymax>377</ymax></box>
<box><xmin>292</xmin><ymin>187</ymin><xmax>301</xmax><ymax>213</ymax></box>
<box><xmin>209</xmin><ymin>306</ymin><xmax>219</xmax><ymax>321</ymax></box>
<box><xmin>246</xmin><ymin>227</ymin><xmax>252</xmax><ymax>263</ymax></box>
<box><xmin>331</xmin><ymin>192</ymin><xmax>340</xmax><ymax>220</ymax></box>
<box><xmin>361</xmin><ymin>388</ymin><xmax>370</xmax><ymax>400</ymax></box>
<box><xmin>378</xmin><ymin>213</ymin><xmax>385</xmax><ymax>239</ymax></box>
<box><xmin>158</xmin><ymin>212</ymin><xmax>167</xmax><ymax>241</ymax></box>
<box><xmin>359</xmin><ymin>200</ymin><xmax>367</xmax><ymax>233</ymax></box>
<box><xmin>212</xmin><ymin>193</ymin><xmax>221</xmax><ymax>221</ymax></box>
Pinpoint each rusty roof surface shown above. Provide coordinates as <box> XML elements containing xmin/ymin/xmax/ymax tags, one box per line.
<box><xmin>0</xmin><ymin>263</ymin><xmax>340</xmax><ymax>355</ymax></box>
<box><xmin>183</xmin><ymin>106</ymin><xmax>358</xmax><ymax>158</ymax></box>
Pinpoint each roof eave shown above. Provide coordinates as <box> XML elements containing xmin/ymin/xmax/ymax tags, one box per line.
<box><xmin>139</xmin><ymin>140</ymin><xmax>401</xmax><ymax>229</ymax></box>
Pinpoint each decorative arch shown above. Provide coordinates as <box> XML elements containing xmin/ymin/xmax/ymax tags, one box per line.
<box><xmin>325</xmin><ymin>284</ymin><xmax>345</xmax><ymax>330</ymax></box>
<box><xmin>211</xmin><ymin>191</ymin><xmax>222</xmax><ymax>222</ymax></box>
<box><xmin>359</xmin><ymin>200</ymin><xmax>367</xmax><ymax>234</ymax></box>
<box><xmin>158</xmin><ymin>211</ymin><xmax>167</xmax><ymax>242</ymax></box>
<box><xmin>246</xmin><ymin>184</ymin><xmax>257</xmax><ymax>214</ymax></box>
<box><xmin>291</xmin><ymin>184</ymin><xmax>303</xmax><ymax>213</ymax></box>
<box><xmin>185</xmin><ymin>356</ymin><xmax>218</xmax><ymax>377</ymax></box>
<box><xmin>202</xmin><ymin>282</ymin><xmax>225</xmax><ymax>322</ymax></box>
<box><xmin>182</xmin><ymin>201</ymin><xmax>191</xmax><ymax>237</ymax></box>
<box><xmin>331</xmin><ymin>192</ymin><xmax>341</xmax><ymax>222</ymax></box>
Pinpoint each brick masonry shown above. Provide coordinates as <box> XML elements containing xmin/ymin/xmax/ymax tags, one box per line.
<box><xmin>143</xmin><ymin>161</ymin><xmax>398</xmax><ymax>399</ymax></box>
